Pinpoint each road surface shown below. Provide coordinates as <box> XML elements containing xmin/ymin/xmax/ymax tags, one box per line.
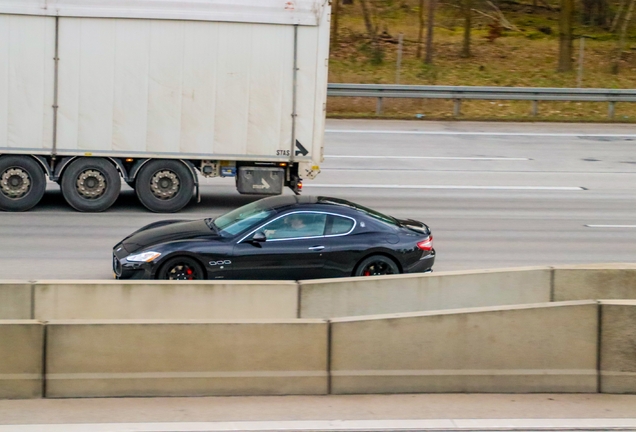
<box><xmin>1</xmin><ymin>120</ymin><xmax>636</xmax><ymax>279</ymax></box>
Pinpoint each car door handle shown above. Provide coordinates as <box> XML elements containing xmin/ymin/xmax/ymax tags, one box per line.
<box><xmin>308</xmin><ymin>245</ymin><xmax>325</xmax><ymax>251</ymax></box>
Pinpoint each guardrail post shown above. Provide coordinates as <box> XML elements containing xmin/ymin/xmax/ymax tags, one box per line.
<box><xmin>453</xmin><ymin>99</ymin><xmax>461</xmax><ymax>117</ymax></box>
<box><xmin>376</xmin><ymin>97</ymin><xmax>383</xmax><ymax>116</ymax></box>
<box><xmin>608</xmin><ymin>101</ymin><xmax>616</xmax><ymax>119</ymax></box>
<box><xmin>531</xmin><ymin>100</ymin><xmax>539</xmax><ymax>116</ymax></box>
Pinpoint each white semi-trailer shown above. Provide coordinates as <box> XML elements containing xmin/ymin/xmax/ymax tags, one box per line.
<box><xmin>0</xmin><ymin>0</ymin><xmax>329</xmax><ymax>212</ymax></box>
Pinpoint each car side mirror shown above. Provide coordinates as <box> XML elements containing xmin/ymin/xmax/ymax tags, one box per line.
<box><xmin>251</xmin><ymin>231</ymin><xmax>267</xmax><ymax>243</ymax></box>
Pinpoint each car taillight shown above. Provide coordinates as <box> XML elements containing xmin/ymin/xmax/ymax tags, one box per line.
<box><xmin>417</xmin><ymin>235</ymin><xmax>433</xmax><ymax>251</ymax></box>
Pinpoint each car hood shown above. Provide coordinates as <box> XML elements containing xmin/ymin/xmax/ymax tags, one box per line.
<box><xmin>396</xmin><ymin>218</ymin><xmax>431</xmax><ymax>235</ymax></box>
<box><xmin>122</xmin><ymin>219</ymin><xmax>216</xmax><ymax>252</ymax></box>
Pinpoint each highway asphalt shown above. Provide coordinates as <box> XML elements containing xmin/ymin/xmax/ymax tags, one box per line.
<box><xmin>1</xmin><ymin>120</ymin><xmax>636</xmax><ymax>280</ymax></box>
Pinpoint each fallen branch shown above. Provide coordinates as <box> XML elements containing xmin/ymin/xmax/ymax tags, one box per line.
<box><xmin>538</xmin><ymin>0</ymin><xmax>555</xmax><ymax>11</ymax></box>
<box><xmin>486</xmin><ymin>1</ymin><xmax>522</xmax><ymax>31</ymax></box>
<box><xmin>472</xmin><ymin>8</ymin><xmax>521</xmax><ymax>31</ymax></box>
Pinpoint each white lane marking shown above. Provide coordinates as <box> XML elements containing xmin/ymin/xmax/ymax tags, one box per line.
<box><xmin>326</xmin><ymin>129</ymin><xmax>636</xmax><ymax>137</ymax></box>
<box><xmin>326</xmin><ymin>155</ymin><xmax>531</xmax><ymax>161</ymax></box>
<box><xmin>586</xmin><ymin>224</ymin><xmax>636</xmax><ymax>228</ymax></box>
<box><xmin>305</xmin><ymin>184</ymin><xmax>585</xmax><ymax>191</ymax></box>
<box><xmin>4</xmin><ymin>419</ymin><xmax>636</xmax><ymax>432</ymax></box>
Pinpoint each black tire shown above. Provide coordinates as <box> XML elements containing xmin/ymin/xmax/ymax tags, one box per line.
<box><xmin>0</xmin><ymin>155</ymin><xmax>46</xmax><ymax>212</ymax></box>
<box><xmin>354</xmin><ymin>255</ymin><xmax>400</xmax><ymax>277</ymax></box>
<box><xmin>135</xmin><ymin>160</ymin><xmax>194</xmax><ymax>213</ymax></box>
<box><xmin>60</xmin><ymin>157</ymin><xmax>121</xmax><ymax>212</ymax></box>
<box><xmin>157</xmin><ymin>256</ymin><xmax>205</xmax><ymax>281</ymax></box>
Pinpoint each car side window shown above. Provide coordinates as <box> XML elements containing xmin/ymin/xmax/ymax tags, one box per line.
<box><xmin>326</xmin><ymin>215</ymin><xmax>355</xmax><ymax>235</ymax></box>
<box><xmin>262</xmin><ymin>213</ymin><xmax>327</xmax><ymax>240</ymax></box>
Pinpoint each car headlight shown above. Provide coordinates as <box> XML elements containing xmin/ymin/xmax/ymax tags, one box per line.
<box><xmin>126</xmin><ymin>251</ymin><xmax>161</xmax><ymax>262</ymax></box>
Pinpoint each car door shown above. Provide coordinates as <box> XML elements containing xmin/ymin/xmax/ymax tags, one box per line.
<box><xmin>230</xmin><ymin>212</ymin><xmax>329</xmax><ymax>280</ymax></box>
<box><xmin>320</xmin><ymin>213</ymin><xmax>362</xmax><ymax>278</ymax></box>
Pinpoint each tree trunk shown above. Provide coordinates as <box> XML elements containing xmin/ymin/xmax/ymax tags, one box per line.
<box><xmin>359</xmin><ymin>0</ymin><xmax>375</xmax><ymax>38</ymax></box>
<box><xmin>417</xmin><ymin>0</ymin><xmax>425</xmax><ymax>58</ymax></box>
<box><xmin>461</xmin><ymin>0</ymin><xmax>472</xmax><ymax>57</ymax></box>
<box><xmin>582</xmin><ymin>0</ymin><xmax>609</xmax><ymax>26</ymax></box>
<box><xmin>557</xmin><ymin>0</ymin><xmax>574</xmax><ymax>72</ymax></box>
<box><xmin>597</xmin><ymin>0</ymin><xmax>608</xmax><ymax>26</ymax></box>
<box><xmin>610</xmin><ymin>0</ymin><xmax>625</xmax><ymax>31</ymax></box>
<box><xmin>359</xmin><ymin>0</ymin><xmax>382</xmax><ymax>63</ymax></box>
<box><xmin>331</xmin><ymin>0</ymin><xmax>340</xmax><ymax>49</ymax></box>
<box><xmin>581</xmin><ymin>0</ymin><xmax>593</xmax><ymax>24</ymax></box>
<box><xmin>612</xmin><ymin>0</ymin><xmax>636</xmax><ymax>73</ymax></box>
<box><xmin>425</xmin><ymin>0</ymin><xmax>436</xmax><ymax>64</ymax></box>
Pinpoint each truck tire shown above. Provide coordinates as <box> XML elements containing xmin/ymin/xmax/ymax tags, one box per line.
<box><xmin>135</xmin><ymin>159</ymin><xmax>194</xmax><ymax>213</ymax></box>
<box><xmin>60</xmin><ymin>157</ymin><xmax>121</xmax><ymax>212</ymax></box>
<box><xmin>0</xmin><ymin>155</ymin><xmax>46</xmax><ymax>212</ymax></box>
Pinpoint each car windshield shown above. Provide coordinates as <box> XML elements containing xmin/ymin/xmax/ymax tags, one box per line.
<box><xmin>209</xmin><ymin>201</ymin><xmax>276</xmax><ymax>237</ymax></box>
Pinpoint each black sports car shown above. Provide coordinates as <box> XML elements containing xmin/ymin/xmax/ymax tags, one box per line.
<box><xmin>113</xmin><ymin>196</ymin><xmax>435</xmax><ymax>280</ymax></box>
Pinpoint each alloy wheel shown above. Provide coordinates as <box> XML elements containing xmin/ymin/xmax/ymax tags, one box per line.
<box><xmin>361</xmin><ymin>260</ymin><xmax>396</xmax><ymax>276</ymax></box>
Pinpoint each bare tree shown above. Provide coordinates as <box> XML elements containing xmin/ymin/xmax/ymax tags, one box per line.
<box><xmin>425</xmin><ymin>0</ymin><xmax>436</xmax><ymax>64</ymax></box>
<box><xmin>359</xmin><ymin>0</ymin><xmax>375</xmax><ymax>39</ymax></box>
<box><xmin>417</xmin><ymin>0</ymin><xmax>425</xmax><ymax>58</ymax></box>
<box><xmin>358</xmin><ymin>0</ymin><xmax>384</xmax><ymax>63</ymax></box>
<box><xmin>610</xmin><ymin>0</ymin><xmax>626</xmax><ymax>31</ymax></box>
<box><xmin>331</xmin><ymin>0</ymin><xmax>340</xmax><ymax>49</ymax></box>
<box><xmin>461</xmin><ymin>0</ymin><xmax>472</xmax><ymax>57</ymax></box>
<box><xmin>582</xmin><ymin>0</ymin><xmax>608</xmax><ymax>25</ymax></box>
<box><xmin>612</xmin><ymin>0</ymin><xmax>636</xmax><ymax>73</ymax></box>
<box><xmin>558</xmin><ymin>0</ymin><xmax>574</xmax><ymax>72</ymax></box>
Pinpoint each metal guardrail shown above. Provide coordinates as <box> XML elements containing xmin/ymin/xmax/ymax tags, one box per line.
<box><xmin>327</xmin><ymin>83</ymin><xmax>636</xmax><ymax>118</ymax></box>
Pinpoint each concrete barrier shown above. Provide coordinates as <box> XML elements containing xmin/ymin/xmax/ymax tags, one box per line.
<box><xmin>45</xmin><ymin>319</ymin><xmax>328</xmax><ymax>397</ymax></box>
<box><xmin>330</xmin><ymin>301</ymin><xmax>598</xmax><ymax>394</ymax></box>
<box><xmin>34</xmin><ymin>281</ymin><xmax>298</xmax><ymax>320</ymax></box>
<box><xmin>553</xmin><ymin>264</ymin><xmax>636</xmax><ymax>302</ymax></box>
<box><xmin>0</xmin><ymin>282</ymin><xmax>32</xmax><ymax>320</ymax></box>
<box><xmin>0</xmin><ymin>320</ymin><xmax>43</xmax><ymax>399</ymax></box>
<box><xmin>599</xmin><ymin>300</ymin><xmax>636</xmax><ymax>394</ymax></box>
<box><xmin>300</xmin><ymin>267</ymin><xmax>552</xmax><ymax>318</ymax></box>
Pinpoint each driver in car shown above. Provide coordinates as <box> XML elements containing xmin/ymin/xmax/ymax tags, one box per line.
<box><xmin>264</xmin><ymin>214</ymin><xmax>314</xmax><ymax>239</ymax></box>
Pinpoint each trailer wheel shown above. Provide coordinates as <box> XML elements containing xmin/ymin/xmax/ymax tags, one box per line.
<box><xmin>60</xmin><ymin>157</ymin><xmax>121</xmax><ymax>212</ymax></box>
<box><xmin>0</xmin><ymin>156</ymin><xmax>46</xmax><ymax>212</ymax></box>
<box><xmin>135</xmin><ymin>160</ymin><xmax>194</xmax><ymax>213</ymax></box>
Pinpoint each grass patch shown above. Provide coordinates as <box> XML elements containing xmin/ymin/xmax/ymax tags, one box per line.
<box><xmin>327</xmin><ymin>1</ymin><xmax>636</xmax><ymax>122</ymax></box>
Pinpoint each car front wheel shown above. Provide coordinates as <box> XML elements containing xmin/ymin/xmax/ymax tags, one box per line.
<box><xmin>157</xmin><ymin>256</ymin><xmax>205</xmax><ymax>281</ymax></box>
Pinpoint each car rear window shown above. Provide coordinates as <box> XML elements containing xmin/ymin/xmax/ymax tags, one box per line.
<box><xmin>320</xmin><ymin>197</ymin><xmax>399</xmax><ymax>226</ymax></box>
<box><xmin>326</xmin><ymin>215</ymin><xmax>354</xmax><ymax>235</ymax></box>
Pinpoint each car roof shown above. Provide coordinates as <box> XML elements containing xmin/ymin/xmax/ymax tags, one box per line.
<box><xmin>256</xmin><ymin>195</ymin><xmax>362</xmax><ymax>214</ymax></box>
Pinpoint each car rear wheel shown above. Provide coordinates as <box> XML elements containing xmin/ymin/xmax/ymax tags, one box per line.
<box><xmin>157</xmin><ymin>257</ymin><xmax>205</xmax><ymax>281</ymax></box>
<box><xmin>354</xmin><ymin>255</ymin><xmax>400</xmax><ymax>277</ymax></box>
